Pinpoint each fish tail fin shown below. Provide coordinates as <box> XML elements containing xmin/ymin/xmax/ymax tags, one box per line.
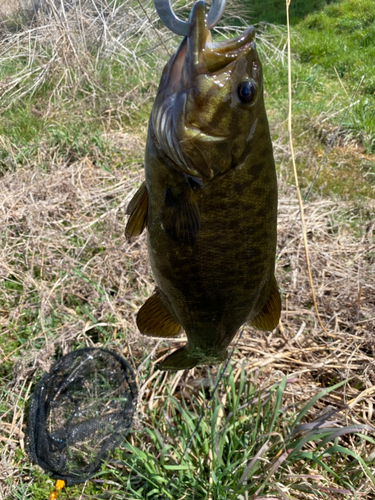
<box><xmin>157</xmin><ymin>345</ymin><xmax>200</xmax><ymax>371</ymax></box>
<box><xmin>157</xmin><ymin>345</ymin><xmax>228</xmax><ymax>371</ymax></box>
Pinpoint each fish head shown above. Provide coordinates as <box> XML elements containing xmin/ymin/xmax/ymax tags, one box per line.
<box><xmin>152</xmin><ymin>0</ymin><xmax>265</xmax><ymax>181</ymax></box>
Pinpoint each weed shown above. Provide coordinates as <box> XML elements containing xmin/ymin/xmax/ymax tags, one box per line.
<box><xmin>14</xmin><ymin>365</ymin><xmax>373</xmax><ymax>499</ymax></box>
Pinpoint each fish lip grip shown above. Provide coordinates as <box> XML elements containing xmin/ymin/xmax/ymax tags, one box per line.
<box><xmin>154</xmin><ymin>0</ymin><xmax>226</xmax><ymax>35</ymax></box>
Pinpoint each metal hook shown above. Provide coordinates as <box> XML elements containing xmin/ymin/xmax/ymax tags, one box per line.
<box><xmin>154</xmin><ymin>0</ymin><xmax>226</xmax><ymax>36</ymax></box>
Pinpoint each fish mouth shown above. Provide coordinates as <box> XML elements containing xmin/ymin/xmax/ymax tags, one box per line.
<box><xmin>181</xmin><ymin>125</ymin><xmax>227</xmax><ymax>143</ymax></box>
<box><xmin>152</xmin><ymin>1</ymin><xmax>258</xmax><ymax>179</ymax></box>
<box><xmin>188</xmin><ymin>0</ymin><xmax>255</xmax><ymax>74</ymax></box>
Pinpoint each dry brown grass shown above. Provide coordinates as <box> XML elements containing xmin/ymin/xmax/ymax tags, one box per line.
<box><xmin>0</xmin><ymin>0</ymin><xmax>250</xmax><ymax>112</ymax></box>
<box><xmin>0</xmin><ymin>0</ymin><xmax>176</xmax><ymax>111</ymax></box>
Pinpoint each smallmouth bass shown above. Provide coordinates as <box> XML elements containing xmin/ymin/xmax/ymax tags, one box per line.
<box><xmin>126</xmin><ymin>1</ymin><xmax>281</xmax><ymax>370</ymax></box>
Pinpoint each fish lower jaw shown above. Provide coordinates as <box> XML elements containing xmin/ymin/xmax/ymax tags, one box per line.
<box><xmin>181</xmin><ymin>126</ymin><xmax>227</xmax><ymax>142</ymax></box>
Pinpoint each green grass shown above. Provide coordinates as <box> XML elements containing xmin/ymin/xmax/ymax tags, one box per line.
<box><xmin>292</xmin><ymin>0</ymin><xmax>375</xmax><ymax>152</ymax></box>
<box><xmin>244</xmin><ymin>0</ymin><xmax>339</xmax><ymax>25</ymax></box>
<box><xmin>247</xmin><ymin>0</ymin><xmax>375</xmax><ymax>200</ymax></box>
<box><xmin>7</xmin><ymin>364</ymin><xmax>374</xmax><ymax>499</ymax></box>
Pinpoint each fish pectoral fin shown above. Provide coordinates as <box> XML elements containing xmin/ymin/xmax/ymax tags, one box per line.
<box><xmin>249</xmin><ymin>277</ymin><xmax>281</xmax><ymax>331</ymax></box>
<box><xmin>157</xmin><ymin>345</ymin><xmax>199</xmax><ymax>371</ymax></box>
<box><xmin>161</xmin><ymin>185</ymin><xmax>200</xmax><ymax>245</ymax></box>
<box><xmin>137</xmin><ymin>289</ymin><xmax>182</xmax><ymax>338</ymax></box>
<box><xmin>125</xmin><ymin>181</ymin><xmax>148</xmax><ymax>239</ymax></box>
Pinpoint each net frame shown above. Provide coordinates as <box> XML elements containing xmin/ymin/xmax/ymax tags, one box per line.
<box><xmin>26</xmin><ymin>347</ymin><xmax>138</xmax><ymax>486</ymax></box>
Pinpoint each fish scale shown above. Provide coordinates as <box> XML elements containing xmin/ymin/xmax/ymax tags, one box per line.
<box><xmin>126</xmin><ymin>0</ymin><xmax>281</xmax><ymax>370</ymax></box>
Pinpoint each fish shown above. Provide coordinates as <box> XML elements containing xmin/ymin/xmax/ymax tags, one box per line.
<box><xmin>125</xmin><ymin>0</ymin><xmax>281</xmax><ymax>371</ymax></box>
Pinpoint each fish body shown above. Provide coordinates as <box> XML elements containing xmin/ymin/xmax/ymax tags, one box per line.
<box><xmin>126</xmin><ymin>1</ymin><xmax>280</xmax><ymax>370</ymax></box>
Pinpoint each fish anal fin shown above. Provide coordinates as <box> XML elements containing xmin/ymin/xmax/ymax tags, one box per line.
<box><xmin>250</xmin><ymin>277</ymin><xmax>281</xmax><ymax>331</ymax></box>
<box><xmin>157</xmin><ymin>345</ymin><xmax>199</xmax><ymax>371</ymax></box>
<box><xmin>137</xmin><ymin>290</ymin><xmax>182</xmax><ymax>338</ymax></box>
<box><xmin>125</xmin><ymin>181</ymin><xmax>148</xmax><ymax>239</ymax></box>
<box><xmin>161</xmin><ymin>185</ymin><xmax>200</xmax><ymax>245</ymax></box>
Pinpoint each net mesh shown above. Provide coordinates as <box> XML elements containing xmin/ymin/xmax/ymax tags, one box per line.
<box><xmin>26</xmin><ymin>348</ymin><xmax>138</xmax><ymax>485</ymax></box>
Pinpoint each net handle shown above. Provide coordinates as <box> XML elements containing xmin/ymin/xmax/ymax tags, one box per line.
<box><xmin>48</xmin><ymin>479</ymin><xmax>65</xmax><ymax>500</ymax></box>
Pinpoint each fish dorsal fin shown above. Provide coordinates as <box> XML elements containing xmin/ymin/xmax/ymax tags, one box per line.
<box><xmin>137</xmin><ymin>289</ymin><xmax>182</xmax><ymax>338</ymax></box>
<box><xmin>249</xmin><ymin>277</ymin><xmax>281</xmax><ymax>331</ymax></box>
<box><xmin>125</xmin><ymin>181</ymin><xmax>148</xmax><ymax>239</ymax></box>
<box><xmin>161</xmin><ymin>185</ymin><xmax>200</xmax><ymax>245</ymax></box>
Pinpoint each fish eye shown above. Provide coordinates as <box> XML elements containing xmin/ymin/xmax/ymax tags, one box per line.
<box><xmin>237</xmin><ymin>80</ymin><xmax>256</xmax><ymax>104</ymax></box>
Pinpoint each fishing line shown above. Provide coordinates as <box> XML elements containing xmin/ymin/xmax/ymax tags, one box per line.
<box><xmin>282</xmin><ymin>0</ymin><xmax>364</xmax><ymax>340</ymax></box>
<box><xmin>277</xmin><ymin>74</ymin><xmax>364</xmax><ymax>259</ymax></box>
